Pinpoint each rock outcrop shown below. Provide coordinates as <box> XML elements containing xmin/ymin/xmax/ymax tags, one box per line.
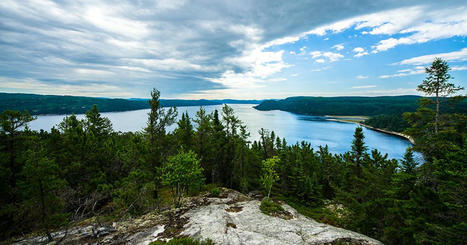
<box><xmin>13</xmin><ymin>188</ymin><xmax>382</xmax><ymax>245</ymax></box>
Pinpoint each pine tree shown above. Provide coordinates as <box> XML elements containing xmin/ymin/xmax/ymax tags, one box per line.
<box><xmin>417</xmin><ymin>58</ymin><xmax>463</xmax><ymax>133</ymax></box>
<box><xmin>351</xmin><ymin>127</ymin><xmax>367</xmax><ymax>177</ymax></box>
<box><xmin>83</xmin><ymin>104</ymin><xmax>112</xmax><ymax>137</ymax></box>
<box><xmin>20</xmin><ymin>143</ymin><xmax>66</xmax><ymax>242</ymax></box>
<box><xmin>145</xmin><ymin>88</ymin><xmax>177</xmax><ymax>145</ymax></box>
<box><xmin>175</xmin><ymin>112</ymin><xmax>194</xmax><ymax>150</ymax></box>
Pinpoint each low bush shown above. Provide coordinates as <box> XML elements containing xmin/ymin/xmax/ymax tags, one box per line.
<box><xmin>260</xmin><ymin>198</ymin><xmax>284</xmax><ymax>215</ymax></box>
<box><xmin>150</xmin><ymin>237</ymin><xmax>213</xmax><ymax>245</ymax></box>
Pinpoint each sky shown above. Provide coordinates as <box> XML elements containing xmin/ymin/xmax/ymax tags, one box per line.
<box><xmin>0</xmin><ymin>0</ymin><xmax>466</xmax><ymax>99</ymax></box>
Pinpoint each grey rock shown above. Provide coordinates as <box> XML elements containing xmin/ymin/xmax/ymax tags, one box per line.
<box><xmin>13</xmin><ymin>188</ymin><xmax>382</xmax><ymax>245</ymax></box>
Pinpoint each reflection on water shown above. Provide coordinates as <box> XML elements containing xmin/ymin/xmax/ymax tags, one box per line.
<box><xmin>29</xmin><ymin>104</ymin><xmax>416</xmax><ymax>160</ymax></box>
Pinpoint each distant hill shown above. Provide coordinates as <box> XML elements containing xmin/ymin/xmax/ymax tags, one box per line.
<box><xmin>254</xmin><ymin>95</ymin><xmax>467</xmax><ymax>116</ymax></box>
<box><xmin>0</xmin><ymin>93</ymin><xmax>261</xmax><ymax>115</ymax></box>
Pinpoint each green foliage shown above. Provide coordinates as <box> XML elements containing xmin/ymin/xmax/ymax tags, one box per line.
<box><xmin>0</xmin><ymin>92</ymin><xmax>236</xmax><ymax>115</ymax></box>
<box><xmin>255</xmin><ymin>95</ymin><xmax>467</xmax><ymax>116</ymax></box>
<box><xmin>84</xmin><ymin>104</ymin><xmax>113</xmax><ymax>137</ymax></box>
<box><xmin>0</xmin><ymin>110</ymin><xmax>36</xmax><ymax>135</ymax></box>
<box><xmin>146</xmin><ymin>88</ymin><xmax>178</xmax><ymax>144</ymax></box>
<box><xmin>209</xmin><ymin>187</ymin><xmax>220</xmax><ymax>197</ymax></box>
<box><xmin>112</xmin><ymin>169</ymin><xmax>156</xmax><ymax>216</ymax></box>
<box><xmin>364</xmin><ymin>114</ymin><xmax>409</xmax><ymax>132</ymax></box>
<box><xmin>20</xmin><ymin>142</ymin><xmax>67</xmax><ymax>241</ymax></box>
<box><xmin>417</xmin><ymin>58</ymin><xmax>463</xmax><ymax>97</ymax></box>
<box><xmin>175</xmin><ymin>112</ymin><xmax>194</xmax><ymax>150</ymax></box>
<box><xmin>161</xmin><ymin>150</ymin><xmax>204</xmax><ymax>207</ymax></box>
<box><xmin>417</xmin><ymin>58</ymin><xmax>464</xmax><ymax>133</ymax></box>
<box><xmin>149</xmin><ymin>237</ymin><xmax>214</xmax><ymax>245</ymax></box>
<box><xmin>351</xmin><ymin>127</ymin><xmax>367</xmax><ymax>167</ymax></box>
<box><xmin>0</xmin><ymin>84</ymin><xmax>465</xmax><ymax>245</ymax></box>
<box><xmin>260</xmin><ymin>156</ymin><xmax>280</xmax><ymax>198</ymax></box>
<box><xmin>260</xmin><ymin>198</ymin><xmax>285</xmax><ymax>216</ymax></box>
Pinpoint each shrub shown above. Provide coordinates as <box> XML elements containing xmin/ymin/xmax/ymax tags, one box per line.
<box><xmin>260</xmin><ymin>198</ymin><xmax>284</xmax><ymax>215</ymax></box>
<box><xmin>209</xmin><ymin>187</ymin><xmax>220</xmax><ymax>197</ymax></box>
<box><xmin>150</xmin><ymin>237</ymin><xmax>214</xmax><ymax>245</ymax></box>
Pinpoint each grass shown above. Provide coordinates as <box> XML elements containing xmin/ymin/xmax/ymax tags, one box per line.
<box><xmin>284</xmin><ymin>198</ymin><xmax>342</xmax><ymax>227</ymax></box>
<box><xmin>149</xmin><ymin>237</ymin><xmax>214</xmax><ymax>245</ymax></box>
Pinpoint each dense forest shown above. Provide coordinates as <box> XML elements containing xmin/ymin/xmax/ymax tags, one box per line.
<box><xmin>1</xmin><ymin>87</ymin><xmax>465</xmax><ymax>244</ymax></box>
<box><xmin>0</xmin><ymin>93</ymin><xmax>261</xmax><ymax>115</ymax></box>
<box><xmin>255</xmin><ymin>95</ymin><xmax>467</xmax><ymax>133</ymax></box>
<box><xmin>1</xmin><ymin>59</ymin><xmax>466</xmax><ymax>244</ymax></box>
<box><xmin>255</xmin><ymin>95</ymin><xmax>467</xmax><ymax>116</ymax></box>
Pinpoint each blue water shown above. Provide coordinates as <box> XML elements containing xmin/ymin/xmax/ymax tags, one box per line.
<box><xmin>29</xmin><ymin>104</ymin><xmax>416</xmax><ymax>160</ymax></box>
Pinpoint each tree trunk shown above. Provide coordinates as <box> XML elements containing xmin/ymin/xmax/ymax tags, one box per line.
<box><xmin>39</xmin><ymin>181</ymin><xmax>53</xmax><ymax>242</ymax></box>
<box><xmin>435</xmin><ymin>90</ymin><xmax>439</xmax><ymax>134</ymax></box>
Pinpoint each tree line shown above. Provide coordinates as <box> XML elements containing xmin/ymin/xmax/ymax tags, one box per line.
<box><xmin>0</xmin><ymin>58</ymin><xmax>465</xmax><ymax>244</ymax></box>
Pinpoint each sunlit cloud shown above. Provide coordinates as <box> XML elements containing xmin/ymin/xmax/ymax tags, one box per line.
<box><xmin>397</xmin><ymin>48</ymin><xmax>467</xmax><ymax>65</ymax></box>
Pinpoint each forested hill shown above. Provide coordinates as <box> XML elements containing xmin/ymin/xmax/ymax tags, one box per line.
<box><xmin>0</xmin><ymin>92</ymin><xmax>261</xmax><ymax>115</ymax></box>
<box><xmin>254</xmin><ymin>95</ymin><xmax>467</xmax><ymax>116</ymax></box>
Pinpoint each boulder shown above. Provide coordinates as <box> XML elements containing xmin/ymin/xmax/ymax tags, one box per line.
<box><xmin>13</xmin><ymin>188</ymin><xmax>382</xmax><ymax>245</ymax></box>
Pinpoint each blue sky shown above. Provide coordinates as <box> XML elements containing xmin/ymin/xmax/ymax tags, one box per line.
<box><xmin>0</xmin><ymin>0</ymin><xmax>466</xmax><ymax>99</ymax></box>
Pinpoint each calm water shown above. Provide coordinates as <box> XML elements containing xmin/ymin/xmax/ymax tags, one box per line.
<box><xmin>29</xmin><ymin>104</ymin><xmax>415</xmax><ymax>160</ymax></box>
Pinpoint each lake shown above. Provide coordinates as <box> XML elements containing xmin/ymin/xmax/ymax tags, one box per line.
<box><xmin>29</xmin><ymin>104</ymin><xmax>415</xmax><ymax>160</ymax></box>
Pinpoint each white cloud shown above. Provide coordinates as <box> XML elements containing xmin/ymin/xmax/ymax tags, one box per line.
<box><xmin>352</xmin><ymin>47</ymin><xmax>368</xmax><ymax>57</ymax></box>
<box><xmin>356</xmin><ymin>75</ymin><xmax>368</xmax><ymax>79</ymax></box>
<box><xmin>379</xmin><ymin>66</ymin><xmax>426</xmax><ymax>78</ymax></box>
<box><xmin>208</xmin><ymin>49</ymin><xmax>290</xmax><ymax>89</ymax></box>
<box><xmin>371</xmin><ymin>6</ymin><xmax>467</xmax><ymax>52</ymax></box>
<box><xmin>452</xmin><ymin>66</ymin><xmax>467</xmax><ymax>71</ymax></box>
<box><xmin>352</xmin><ymin>85</ymin><xmax>376</xmax><ymax>89</ymax></box>
<box><xmin>83</xmin><ymin>6</ymin><xmax>149</xmax><ymax>39</ymax></box>
<box><xmin>281</xmin><ymin>4</ymin><xmax>467</xmax><ymax>54</ymax></box>
<box><xmin>309</xmin><ymin>51</ymin><xmax>343</xmax><ymax>62</ymax></box>
<box><xmin>332</xmin><ymin>44</ymin><xmax>344</xmax><ymax>51</ymax></box>
<box><xmin>397</xmin><ymin>47</ymin><xmax>467</xmax><ymax>65</ymax></box>
<box><xmin>74</xmin><ymin>68</ymin><xmax>114</xmax><ymax>76</ymax></box>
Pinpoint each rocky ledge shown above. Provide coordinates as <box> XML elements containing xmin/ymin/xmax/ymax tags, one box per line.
<box><xmin>14</xmin><ymin>188</ymin><xmax>382</xmax><ymax>245</ymax></box>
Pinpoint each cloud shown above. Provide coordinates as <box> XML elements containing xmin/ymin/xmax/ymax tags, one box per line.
<box><xmin>332</xmin><ymin>44</ymin><xmax>344</xmax><ymax>51</ymax></box>
<box><xmin>352</xmin><ymin>85</ymin><xmax>376</xmax><ymax>89</ymax></box>
<box><xmin>310</xmin><ymin>51</ymin><xmax>344</xmax><ymax>62</ymax></box>
<box><xmin>352</xmin><ymin>47</ymin><xmax>369</xmax><ymax>57</ymax></box>
<box><xmin>0</xmin><ymin>0</ymin><xmax>463</xmax><ymax>98</ymax></box>
<box><xmin>0</xmin><ymin>77</ymin><xmax>133</xmax><ymax>97</ymax></box>
<box><xmin>452</xmin><ymin>66</ymin><xmax>467</xmax><ymax>71</ymax></box>
<box><xmin>379</xmin><ymin>66</ymin><xmax>426</xmax><ymax>78</ymax></box>
<box><xmin>397</xmin><ymin>48</ymin><xmax>467</xmax><ymax>65</ymax></box>
<box><xmin>356</xmin><ymin>75</ymin><xmax>368</xmax><ymax>79</ymax></box>
<box><xmin>295</xmin><ymin>4</ymin><xmax>467</xmax><ymax>53</ymax></box>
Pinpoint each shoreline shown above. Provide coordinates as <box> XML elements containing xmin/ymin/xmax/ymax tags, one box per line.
<box><xmin>324</xmin><ymin>116</ymin><xmax>415</xmax><ymax>145</ymax></box>
<box><xmin>359</xmin><ymin>123</ymin><xmax>415</xmax><ymax>144</ymax></box>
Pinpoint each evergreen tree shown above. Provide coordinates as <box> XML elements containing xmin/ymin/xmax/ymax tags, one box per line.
<box><xmin>175</xmin><ymin>111</ymin><xmax>194</xmax><ymax>150</ymax></box>
<box><xmin>20</xmin><ymin>143</ymin><xmax>66</xmax><ymax>242</ymax></box>
<box><xmin>351</xmin><ymin>127</ymin><xmax>367</xmax><ymax>177</ymax></box>
<box><xmin>417</xmin><ymin>58</ymin><xmax>464</xmax><ymax>133</ymax></box>
<box><xmin>83</xmin><ymin>104</ymin><xmax>112</xmax><ymax>137</ymax></box>
<box><xmin>145</xmin><ymin>88</ymin><xmax>177</xmax><ymax>146</ymax></box>
<box><xmin>193</xmin><ymin>107</ymin><xmax>214</xmax><ymax>182</ymax></box>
